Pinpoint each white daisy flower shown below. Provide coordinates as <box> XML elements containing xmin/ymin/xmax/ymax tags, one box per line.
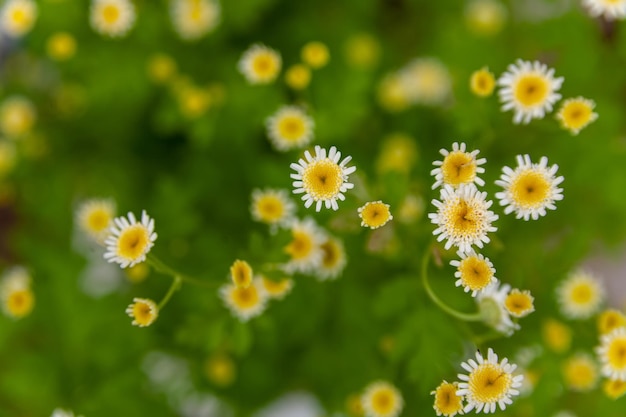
<box><xmin>250</xmin><ymin>188</ymin><xmax>296</xmax><ymax>229</ymax></box>
<box><xmin>103</xmin><ymin>210</ymin><xmax>157</xmax><ymax>268</ymax></box>
<box><xmin>170</xmin><ymin>0</ymin><xmax>220</xmax><ymax>41</ymax></box>
<box><xmin>497</xmin><ymin>59</ymin><xmax>564</xmax><ymax>124</ymax></box>
<box><xmin>429</xmin><ymin>183</ymin><xmax>498</xmax><ymax>254</ymax></box>
<box><xmin>238</xmin><ymin>44</ymin><xmax>281</xmax><ymax>85</ymax></box>
<box><xmin>476</xmin><ymin>281</ymin><xmax>519</xmax><ymax>335</ymax></box>
<box><xmin>457</xmin><ymin>348</ymin><xmax>524</xmax><ymax>414</ymax></box>
<box><xmin>495</xmin><ymin>154</ymin><xmax>564</xmax><ymax>221</ymax></box>
<box><xmin>431</xmin><ymin>380</ymin><xmax>464</xmax><ymax>417</ymax></box>
<box><xmin>261</xmin><ymin>276</ymin><xmax>294</xmax><ymax>300</ymax></box>
<box><xmin>582</xmin><ymin>0</ymin><xmax>626</xmax><ymax>20</ymax></box>
<box><xmin>265</xmin><ymin>105</ymin><xmax>314</xmax><ymax>151</ymax></box>
<box><xmin>290</xmin><ymin>145</ymin><xmax>356</xmax><ymax>211</ymax></box>
<box><xmin>398</xmin><ymin>58</ymin><xmax>452</xmax><ymax>106</ymax></box>
<box><xmin>75</xmin><ymin>198</ymin><xmax>116</xmax><ymax>243</ymax></box>
<box><xmin>0</xmin><ymin>95</ymin><xmax>36</xmax><ymax>138</ymax></box>
<box><xmin>557</xmin><ymin>270</ymin><xmax>605</xmax><ymax>319</ymax></box>
<box><xmin>361</xmin><ymin>380</ymin><xmax>404</xmax><ymax>417</ymax></box>
<box><xmin>282</xmin><ymin>217</ymin><xmax>326</xmax><ymax>274</ymax></box>
<box><xmin>90</xmin><ymin>0</ymin><xmax>136</xmax><ymax>38</ymax></box>
<box><xmin>219</xmin><ymin>277</ymin><xmax>269</xmax><ymax>322</ymax></box>
<box><xmin>596</xmin><ymin>326</ymin><xmax>626</xmax><ymax>381</ymax></box>
<box><xmin>556</xmin><ymin>97</ymin><xmax>598</xmax><ymax>135</ymax></box>
<box><xmin>315</xmin><ymin>235</ymin><xmax>347</xmax><ymax>281</ymax></box>
<box><xmin>126</xmin><ymin>297</ymin><xmax>158</xmax><ymax>327</ymax></box>
<box><xmin>0</xmin><ymin>0</ymin><xmax>37</xmax><ymax>38</ymax></box>
<box><xmin>450</xmin><ymin>250</ymin><xmax>497</xmax><ymax>297</ymax></box>
<box><xmin>431</xmin><ymin>142</ymin><xmax>486</xmax><ymax>190</ymax></box>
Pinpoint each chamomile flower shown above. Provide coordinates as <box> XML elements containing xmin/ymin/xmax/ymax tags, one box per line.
<box><xmin>126</xmin><ymin>297</ymin><xmax>158</xmax><ymax>327</ymax></box>
<box><xmin>285</xmin><ymin>64</ymin><xmax>312</xmax><ymax>90</ymax></box>
<box><xmin>376</xmin><ymin>133</ymin><xmax>418</xmax><ymax>175</ymax></box>
<box><xmin>204</xmin><ymin>353</ymin><xmax>236</xmax><ymax>387</ymax></box>
<box><xmin>504</xmin><ymin>289</ymin><xmax>535</xmax><ymax>317</ymax></box>
<box><xmin>465</xmin><ymin>0</ymin><xmax>507</xmax><ymax>36</ymax></box>
<box><xmin>250</xmin><ymin>188</ymin><xmax>296</xmax><ymax>228</ymax></box>
<box><xmin>603</xmin><ymin>378</ymin><xmax>626</xmax><ymax>399</ymax></box>
<box><xmin>596</xmin><ymin>327</ymin><xmax>626</xmax><ymax>381</ymax></box>
<box><xmin>495</xmin><ymin>154</ymin><xmax>564</xmax><ymax>221</ymax></box>
<box><xmin>429</xmin><ymin>183</ymin><xmax>498</xmax><ymax>254</ymax></box>
<box><xmin>431</xmin><ymin>381</ymin><xmax>464</xmax><ymax>417</ymax></box>
<box><xmin>0</xmin><ymin>0</ymin><xmax>37</xmax><ymax>38</ymax></box>
<box><xmin>301</xmin><ymin>41</ymin><xmax>330</xmax><ymax>69</ymax></box>
<box><xmin>75</xmin><ymin>198</ymin><xmax>116</xmax><ymax>243</ymax></box>
<box><xmin>431</xmin><ymin>142</ymin><xmax>486</xmax><ymax>190</ymax></box>
<box><xmin>450</xmin><ymin>250</ymin><xmax>496</xmax><ymax>296</ymax></box>
<box><xmin>470</xmin><ymin>67</ymin><xmax>496</xmax><ymax>97</ymax></box>
<box><xmin>457</xmin><ymin>348</ymin><xmax>524</xmax><ymax>414</ymax></box>
<box><xmin>497</xmin><ymin>59</ymin><xmax>564</xmax><ymax>124</ymax></box>
<box><xmin>582</xmin><ymin>0</ymin><xmax>626</xmax><ymax>20</ymax></box>
<box><xmin>104</xmin><ymin>211</ymin><xmax>157</xmax><ymax>268</ymax></box>
<box><xmin>219</xmin><ymin>278</ymin><xmax>268</xmax><ymax>322</ymax></box>
<box><xmin>171</xmin><ymin>0</ymin><xmax>220</xmax><ymax>41</ymax></box>
<box><xmin>316</xmin><ymin>235</ymin><xmax>347</xmax><ymax>280</ymax></box>
<box><xmin>542</xmin><ymin>318</ymin><xmax>572</xmax><ymax>353</ymax></box>
<box><xmin>556</xmin><ymin>97</ymin><xmax>598</xmax><ymax>135</ymax></box>
<box><xmin>361</xmin><ymin>381</ymin><xmax>404</xmax><ymax>417</ymax></box>
<box><xmin>598</xmin><ymin>309</ymin><xmax>626</xmax><ymax>335</ymax></box>
<box><xmin>283</xmin><ymin>217</ymin><xmax>326</xmax><ymax>274</ymax></box>
<box><xmin>265</xmin><ymin>106</ymin><xmax>314</xmax><ymax>151</ymax></box>
<box><xmin>358</xmin><ymin>201</ymin><xmax>393</xmax><ymax>229</ymax></box>
<box><xmin>399</xmin><ymin>58</ymin><xmax>452</xmax><ymax>106</ymax></box>
<box><xmin>147</xmin><ymin>53</ymin><xmax>177</xmax><ymax>84</ymax></box>
<box><xmin>1</xmin><ymin>267</ymin><xmax>34</xmax><ymax>319</ymax></box>
<box><xmin>90</xmin><ymin>0</ymin><xmax>136</xmax><ymax>38</ymax></box>
<box><xmin>261</xmin><ymin>276</ymin><xmax>293</xmax><ymax>300</ymax></box>
<box><xmin>238</xmin><ymin>44</ymin><xmax>282</xmax><ymax>85</ymax></box>
<box><xmin>0</xmin><ymin>96</ymin><xmax>36</xmax><ymax>138</ymax></box>
<box><xmin>230</xmin><ymin>259</ymin><xmax>253</xmax><ymax>289</ymax></box>
<box><xmin>562</xmin><ymin>353</ymin><xmax>599</xmax><ymax>391</ymax></box>
<box><xmin>46</xmin><ymin>32</ymin><xmax>77</xmax><ymax>61</ymax></box>
<box><xmin>557</xmin><ymin>270</ymin><xmax>605</xmax><ymax>319</ymax></box>
<box><xmin>290</xmin><ymin>145</ymin><xmax>356</xmax><ymax>211</ymax></box>
<box><xmin>476</xmin><ymin>281</ymin><xmax>519</xmax><ymax>335</ymax></box>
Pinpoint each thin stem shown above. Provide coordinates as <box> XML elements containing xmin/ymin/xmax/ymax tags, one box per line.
<box><xmin>421</xmin><ymin>248</ymin><xmax>483</xmax><ymax>322</ymax></box>
<box><xmin>147</xmin><ymin>254</ymin><xmax>218</xmax><ymax>289</ymax></box>
<box><xmin>158</xmin><ymin>275</ymin><xmax>182</xmax><ymax>310</ymax></box>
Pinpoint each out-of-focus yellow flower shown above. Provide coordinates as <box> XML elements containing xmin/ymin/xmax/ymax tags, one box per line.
<box><xmin>46</xmin><ymin>32</ymin><xmax>77</xmax><ymax>61</ymax></box>
<box><xmin>377</xmin><ymin>74</ymin><xmax>410</xmax><ymax>112</ymax></box>
<box><xmin>125</xmin><ymin>263</ymin><xmax>150</xmax><ymax>284</ymax></box>
<box><xmin>147</xmin><ymin>53</ymin><xmax>178</xmax><ymax>84</ymax></box>
<box><xmin>598</xmin><ymin>309</ymin><xmax>626</xmax><ymax>335</ymax></box>
<box><xmin>177</xmin><ymin>85</ymin><xmax>211</xmax><ymax>118</ymax></box>
<box><xmin>301</xmin><ymin>41</ymin><xmax>330</xmax><ymax>69</ymax></box>
<box><xmin>465</xmin><ymin>0</ymin><xmax>507</xmax><ymax>36</ymax></box>
<box><xmin>0</xmin><ymin>96</ymin><xmax>36</xmax><ymax>139</ymax></box>
<box><xmin>285</xmin><ymin>64</ymin><xmax>312</xmax><ymax>90</ymax></box>
<box><xmin>204</xmin><ymin>354</ymin><xmax>236</xmax><ymax>387</ymax></box>
<box><xmin>542</xmin><ymin>318</ymin><xmax>572</xmax><ymax>353</ymax></box>
<box><xmin>376</xmin><ymin>133</ymin><xmax>418</xmax><ymax>174</ymax></box>
<box><xmin>344</xmin><ymin>33</ymin><xmax>380</xmax><ymax>69</ymax></box>
<box><xmin>470</xmin><ymin>67</ymin><xmax>496</xmax><ymax>97</ymax></box>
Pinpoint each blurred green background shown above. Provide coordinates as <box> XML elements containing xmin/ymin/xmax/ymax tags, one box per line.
<box><xmin>2</xmin><ymin>0</ymin><xmax>626</xmax><ymax>416</ymax></box>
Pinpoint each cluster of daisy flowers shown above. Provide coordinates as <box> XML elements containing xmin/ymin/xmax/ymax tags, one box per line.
<box><xmin>469</xmin><ymin>60</ymin><xmax>598</xmax><ymax>135</ymax></box>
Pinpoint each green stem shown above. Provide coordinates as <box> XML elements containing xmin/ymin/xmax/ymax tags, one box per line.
<box><xmin>147</xmin><ymin>254</ymin><xmax>218</xmax><ymax>289</ymax></box>
<box><xmin>421</xmin><ymin>248</ymin><xmax>483</xmax><ymax>322</ymax></box>
<box><xmin>158</xmin><ymin>275</ymin><xmax>182</xmax><ymax>310</ymax></box>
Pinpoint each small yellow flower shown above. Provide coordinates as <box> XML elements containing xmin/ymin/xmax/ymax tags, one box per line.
<box><xmin>266</xmin><ymin>105</ymin><xmax>314</xmax><ymax>151</ymax></box>
<box><xmin>556</xmin><ymin>270</ymin><xmax>605</xmax><ymax>319</ymax></box>
<box><xmin>556</xmin><ymin>97</ymin><xmax>598</xmax><ymax>135</ymax></box>
<box><xmin>358</xmin><ymin>201</ymin><xmax>393</xmax><ymax>230</ymax></box>
<box><xmin>0</xmin><ymin>96</ymin><xmax>36</xmax><ymax>138</ymax></box>
<box><xmin>90</xmin><ymin>0</ymin><xmax>136</xmax><ymax>38</ymax></box>
<box><xmin>125</xmin><ymin>263</ymin><xmax>150</xmax><ymax>284</ymax></box>
<box><xmin>450</xmin><ymin>250</ymin><xmax>496</xmax><ymax>296</ymax></box>
<box><xmin>147</xmin><ymin>53</ymin><xmax>177</xmax><ymax>84</ymax></box>
<box><xmin>603</xmin><ymin>378</ymin><xmax>626</xmax><ymax>400</ymax></box>
<box><xmin>317</xmin><ymin>236</ymin><xmax>347</xmax><ymax>280</ymax></box>
<box><xmin>177</xmin><ymin>85</ymin><xmax>211</xmax><ymax>119</ymax></box>
<box><xmin>470</xmin><ymin>67</ymin><xmax>495</xmax><ymax>97</ymax></box>
<box><xmin>104</xmin><ymin>211</ymin><xmax>157</xmax><ymax>268</ymax></box>
<box><xmin>170</xmin><ymin>0</ymin><xmax>220</xmax><ymax>41</ymax></box>
<box><xmin>283</xmin><ymin>217</ymin><xmax>326</xmax><ymax>274</ymax></box>
<box><xmin>238</xmin><ymin>44</ymin><xmax>282</xmax><ymax>85</ymax></box>
<box><xmin>396</xmin><ymin>194</ymin><xmax>424</xmax><ymax>224</ymax></box>
<box><xmin>344</xmin><ymin>33</ymin><xmax>380</xmax><ymax>69</ymax></box>
<box><xmin>361</xmin><ymin>381</ymin><xmax>404</xmax><ymax>417</ymax></box>
<box><xmin>562</xmin><ymin>353</ymin><xmax>599</xmax><ymax>391</ymax></box>
<box><xmin>431</xmin><ymin>380</ymin><xmax>464</xmax><ymax>417</ymax></box>
<box><xmin>596</xmin><ymin>326</ymin><xmax>626</xmax><ymax>381</ymax></box>
<box><xmin>230</xmin><ymin>259</ymin><xmax>253</xmax><ymax>289</ymax></box>
<box><xmin>75</xmin><ymin>198</ymin><xmax>116</xmax><ymax>243</ymax></box>
<box><xmin>261</xmin><ymin>276</ymin><xmax>293</xmax><ymax>300</ymax></box>
<box><xmin>598</xmin><ymin>309</ymin><xmax>626</xmax><ymax>335</ymax></box>
<box><xmin>2</xmin><ymin>287</ymin><xmax>35</xmax><ymax>319</ymax></box>
<box><xmin>126</xmin><ymin>297</ymin><xmax>158</xmax><ymax>327</ymax></box>
<box><xmin>204</xmin><ymin>353</ymin><xmax>236</xmax><ymax>387</ymax></box>
<box><xmin>46</xmin><ymin>32</ymin><xmax>77</xmax><ymax>61</ymax></box>
<box><xmin>542</xmin><ymin>318</ymin><xmax>572</xmax><ymax>354</ymax></box>
<box><xmin>431</xmin><ymin>142</ymin><xmax>486</xmax><ymax>190</ymax></box>
<box><xmin>465</xmin><ymin>0</ymin><xmax>507</xmax><ymax>36</ymax></box>
<box><xmin>301</xmin><ymin>41</ymin><xmax>330</xmax><ymax>69</ymax></box>
<box><xmin>376</xmin><ymin>133</ymin><xmax>418</xmax><ymax>175</ymax></box>
<box><xmin>377</xmin><ymin>73</ymin><xmax>410</xmax><ymax>112</ymax></box>
<box><xmin>285</xmin><ymin>64</ymin><xmax>312</xmax><ymax>90</ymax></box>
<box><xmin>504</xmin><ymin>289</ymin><xmax>535</xmax><ymax>317</ymax></box>
<box><xmin>1</xmin><ymin>0</ymin><xmax>37</xmax><ymax>38</ymax></box>
<box><xmin>250</xmin><ymin>188</ymin><xmax>296</xmax><ymax>228</ymax></box>
<box><xmin>219</xmin><ymin>278</ymin><xmax>268</xmax><ymax>322</ymax></box>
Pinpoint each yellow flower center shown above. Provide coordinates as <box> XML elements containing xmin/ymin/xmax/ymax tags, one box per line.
<box><xmin>570</xmin><ymin>283</ymin><xmax>593</xmax><ymax>305</ymax></box>
<box><xmin>11</xmin><ymin>8</ymin><xmax>28</xmax><ymax>26</ymax></box>
<box><xmin>117</xmin><ymin>225</ymin><xmax>150</xmax><ymax>261</ymax></box>
<box><xmin>458</xmin><ymin>256</ymin><xmax>493</xmax><ymax>291</ymax></box>
<box><xmin>320</xmin><ymin>239</ymin><xmax>342</xmax><ymax>269</ymax></box>
<box><xmin>563</xmin><ymin>356</ymin><xmax>597</xmax><ymax>390</ymax></box>
<box><xmin>514</xmin><ymin>74</ymin><xmax>549</xmax><ymax>107</ymax></box>
<box><xmin>285</xmin><ymin>230</ymin><xmax>314</xmax><ymax>260</ymax></box>
<box><xmin>446</xmin><ymin>199</ymin><xmax>483</xmax><ymax>237</ymax></box>
<box><xmin>86</xmin><ymin>208</ymin><xmax>112</xmax><ymax>233</ymax></box>
<box><xmin>277</xmin><ymin>115</ymin><xmax>306</xmax><ymax>141</ymax></box>
<box><xmin>102</xmin><ymin>4</ymin><xmax>120</xmax><ymax>24</ymax></box>
<box><xmin>231</xmin><ymin>286</ymin><xmax>260</xmax><ymax>309</ymax></box>
<box><xmin>252</xmin><ymin>53</ymin><xmax>278</xmax><ymax>78</ymax></box>
<box><xmin>132</xmin><ymin>301</ymin><xmax>156</xmax><ymax>326</ymax></box>
<box><xmin>262</xmin><ymin>277</ymin><xmax>291</xmax><ymax>295</ymax></box>
<box><xmin>6</xmin><ymin>288</ymin><xmax>34</xmax><ymax>318</ymax></box>
<box><xmin>470</xmin><ymin>69</ymin><xmax>495</xmax><ymax>97</ymax></box>
<box><xmin>604</xmin><ymin>378</ymin><xmax>626</xmax><ymax>399</ymax></box>
<box><xmin>504</xmin><ymin>291</ymin><xmax>534</xmax><ymax>316</ymax></box>
<box><xmin>205</xmin><ymin>355</ymin><xmax>236</xmax><ymax>386</ymax></box>
<box><xmin>468</xmin><ymin>363</ymin><xmax>512</xmax><ymax>403</ymax></box>
<box><xmin>510</xmin><ymin>170</ymin><xmax>550</xmax><ymax>208</ymax></box>
<box><xmin>301</xmin><ymin>159</ymin><xmax>343</xmax><ymax>200</ymax></box>
<box><xmin>255</xmin><ymin>195</ymin><xmax>284</xmax><ymax>222</ymax></box>
<box><xmin>599</xmin><ymin>310</ymin><xmax>626</xmax><ymax>334</ymax></box>
<box><xmin>441</xmin><ymin>152</ymin><xmax>476</xmax><ymax>186</ymax></box>
<box><xmin>360</xmin><ymin>202</ymin><xmax>392</xmax><ymax>229</ymax></box>
<box><xmin>433</xmin><ymin>382</ymin><xmax>463</xmax><ymax>415</ymax></box>
<box><xmin>542</xmin><ymin>319</ymin><xmax>572</xmax><ymax>353</ymax></box>
<box><xmin>285</xmin><ymin>64</ymin><xmax>311</xmax><ymax>90</ymax></box>
<box><xmin>561</xmin><ymin>101</ymin><xmax>593</xmax><ymax>129</ymax></box>
<box><xmin>230</xmin><ymin>260</ymin><xmax>252</xmax><ymax>288</ymax></box>
<box><xmin>370</xmin><ymin>388</ymin><xmax>396</xmax><ymax>414</ymax></box>
<box><xmin>607</xmin><ymin>337</ymin><xmax>626</xmax><ymax>370</ymax></box>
